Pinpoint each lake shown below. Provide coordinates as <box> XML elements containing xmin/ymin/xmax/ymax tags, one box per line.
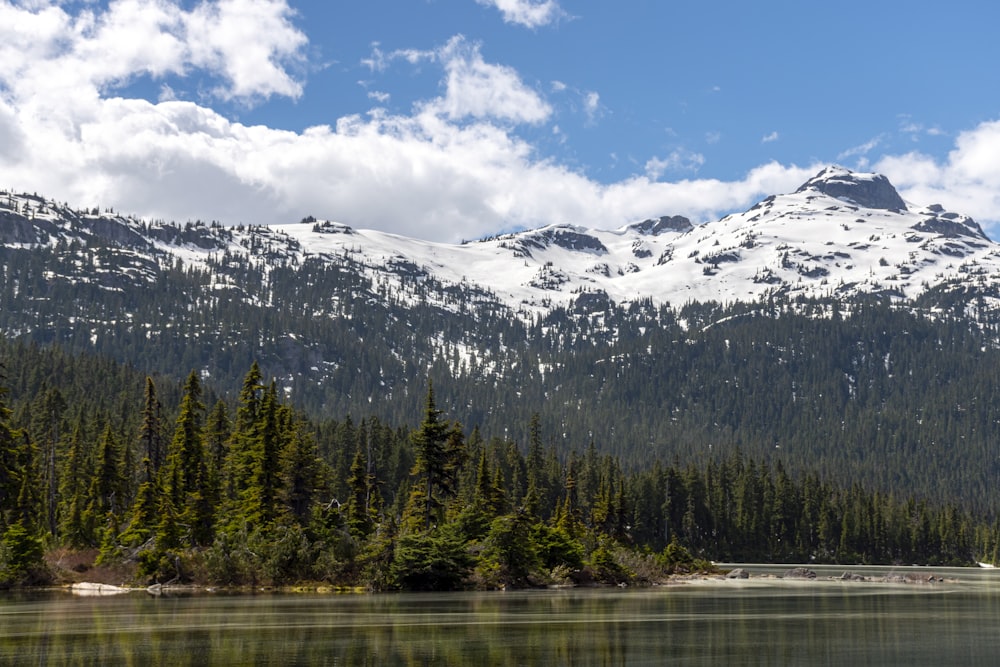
<box><xmin>2</xmin><ymin>565</ymin><xmax>1000</xmax><ymax>665</ymax></box>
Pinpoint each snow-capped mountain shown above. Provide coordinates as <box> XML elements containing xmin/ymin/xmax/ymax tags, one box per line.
<box><xmin>7</xmin><ymin>168</ymin><xmax>1000</xmax><ymax>509</ymax></box>
<box><xmin>230</xmin><ymin>165</ymin><xmax>1000</xmax><ymax>314</ymax></box>
<box><xmin>4</xmin><ymin>166</ymin><xmax>995</xmax><ymax>322</ymax></box>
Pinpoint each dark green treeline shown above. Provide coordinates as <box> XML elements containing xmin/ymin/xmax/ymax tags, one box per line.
<box><xmin>0</xmin><ymin>346</ymin><xmax>995</xmax><ymax>588</ymax></box>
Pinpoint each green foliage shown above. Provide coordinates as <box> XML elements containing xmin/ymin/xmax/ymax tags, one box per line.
<box><xmin>162</xmin><ymin>371</ymin><xmax>210</xmax><ymax>546</ymax></box>
<box><xmin>0</xmin><ymin>384</ymin><xmax>23</xmax><ymax>530</ymax></box>
<box><xmin>135</xmin><ymin>548</ymin><xmax>185</xmax><ymax>584</ymax></box>
<box><xmin>0</xmin><ymin>523</ymin><xmax>48</xmax><ymax>586</ymax></box>
<box><xmin>0</xmin><ymin>339</ymin><xmax>998</xmax><ymax>591</ymax></box>
<box><xmin>402</xmin><ymin>383</ymin><xmax>465</xmax><ymax>531</ymax></box>
<box><xmin>345</xmin><ymin>447</ymin><xmax>374</xmax><ymax>540</ymax></box>
<box><xmin>356</xmin><ymin>523</ymin><xmax>398</xmax><ymax>592</ymax></box>
<box><xmin>531</xmin><ymin>522</ymin><xmax>584</xmax><ymax>572</ymax></box>
<box><xmin>659</xmin><ymin>538</ymin><xmax>698</xmax><ymax>574</ymax></box>
<box><xmin>478</xmin><ymin>512</ymin><xmax>539</xmax><ymax>588</ymax></box>
<box><xmin>390</xmin><ymin>524</ymin><xmax>472</xmax><ymax>591</ymax></box>
<box><xmin>204</xmin><ymin>521</ymin><xmax>318</xmax><ymax>587</ymax></box>
<box><xmin>587</xmin><ymin>540</ymin><xmax>630</xmax><ymax>585</ymax></box>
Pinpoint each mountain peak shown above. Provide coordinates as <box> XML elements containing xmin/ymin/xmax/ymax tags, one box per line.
<box><xmin>796</xmin><ymin>166</ymin><xmax>907</xmax><ymax>212</ymax></box>
<box><xmin>627</xmin><ymin>215</ymin><xmax>693</xmax><ymax>236</ymax></box>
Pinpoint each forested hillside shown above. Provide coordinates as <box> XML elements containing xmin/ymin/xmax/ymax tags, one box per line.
<box><xmin>5</xmin><ymin>238</ymin><xmax>1000</xmax><ymax>513</ymax></box>
<box><xmin>0</xmin><ymin>343</ymin><xmax>995</xmax><ymax>589</ymax></box>
<box><xmin>5</xmin><ymin>174</ymin><xmax>1000</xmax><ymax>588</ymax></box>
<box><xmin>5</xmin><ymin>183</ymin><xmax>1000</xmax><ymax>516</ymax></box>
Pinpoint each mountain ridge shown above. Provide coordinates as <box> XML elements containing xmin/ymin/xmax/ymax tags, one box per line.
<box><xmin>2</xmin><ymin>166</ymin><xmax>997</xmax><ymax>322</ymax></box>
<box><xmin>5</xmin><ymin>170</ymin><xmax>1000</xmax><ymax>511</ymax></box>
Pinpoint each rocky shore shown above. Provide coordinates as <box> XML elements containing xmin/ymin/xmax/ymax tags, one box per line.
<box><xmin>721</xmin><ymin>566</ymin><xmax>956</xmax><ymax>584</ymax></box>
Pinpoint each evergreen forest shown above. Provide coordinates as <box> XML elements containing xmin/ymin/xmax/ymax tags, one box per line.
<box><xmin>0</xmin><ymin>341</ymin><xmax>996</xmax><ymax>590</ymax></box>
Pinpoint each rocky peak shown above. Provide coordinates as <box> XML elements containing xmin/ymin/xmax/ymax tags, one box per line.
<box><xmin>796</xmin><ymin>166</ymin><xmax>907</xmax><ymax>212</ymax></box>
<box><xmin>629</xmin><ymin>215</ymin><xmax>694</xmax><ymax>235</ymax></box>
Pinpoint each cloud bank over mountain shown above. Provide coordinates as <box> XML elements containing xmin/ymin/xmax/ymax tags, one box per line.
<box><xmin>0</xmin><ymin>1</ymin><xmax>998</xmax><ymax>242</ymax></box>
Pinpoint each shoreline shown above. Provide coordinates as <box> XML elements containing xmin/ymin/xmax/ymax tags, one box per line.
<box><xmin>52</xmin><ymin>566</ymin><xmax>964</xmax><ymax>597</ymax></box>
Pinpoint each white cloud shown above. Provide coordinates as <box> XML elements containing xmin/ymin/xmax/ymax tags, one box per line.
<box><xmin>423</xmin><ymin>37</ymin><xmax>551</xmax><ymax>124</ymax></box>
<box><xmin>0</xmin><ymin>0</ymin><xmax>305</xmax><ymax>106</ymax></box>
<box><xmin>360</xmin><ymin>37</ymin><xmax>551</xmax><ymax>125</ymax></box>
<box><xmin>2</xmin><ymin>2</ymin><xmax>999</xmax><ymax>245</ymax></box>
<box><xmin>645</xmin><ymin>150</ymin><xmax>705</xmax><ymax>180</ymax></box>
<box><xmin>837</xmin><ymin>135</ymin><xmax>883</xmax><ymax>162</ymax></box>
<box><xmin>583</xmin><ymin>91</ymin><xmax>600</xmax><ymax>124</ymax></box>
<box><xmin>761</xmin><ymin>131</ymin><xmax>779</xmax><ymax>143</ymax></box>
<box><xmin>875</xmin><ymin>119</ymin><xmax>1000</xmax><ymax>234</ymax></box>
<box><xmin>363</xmin><ymin>43</ymin><xmax>433</xmax><ymax>72</ymax></box>
<box><xmin>475</xmin><ymin>0</ymin><xmax>565</xmax><ymax>28</ymax></box>
<box><xmin>899</xmin><ymin>119</ymin><xmax>946</xmax><ymax>141</ymax></box>
<box><xmin>184</xmin><ymin>0</ymin><xmax>307</xmax><ymax>102</ymax></box>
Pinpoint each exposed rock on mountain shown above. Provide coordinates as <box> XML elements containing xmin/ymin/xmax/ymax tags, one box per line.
<box><xmin>796</xmin><ymin>166</ymin><xmax>907</xmax><ymax>211</ymax></box>
<box><xmin>629</xmin><ymin>215</ymin><xmax>694</xmax><ymax>235</ymax></box>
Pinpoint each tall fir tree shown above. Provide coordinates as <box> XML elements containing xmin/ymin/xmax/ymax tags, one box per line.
<box><xmin>223</xmin><ymin>363</ymin><xmax>264</xmax><ymax>509</ymax></box>
<box><xmin>0</xmin><ymin>380</ymin><xmax>22</xmax><ymax>530</ymax></box>
<box><xmin>139</xmin><ymin>377</ymin><xmax>166</xmax><ymax>473</ymax></box>
<box><xmin>402</xmin><ymin>382</ymin><xmax>465</xmax><ymax>532</ymax></box>
<box><xmin>346</xmin><ymin>446</ymin><xmax>374</xmax><ymax>539</ymax></box>
<box><xmin>280</xmin><ymin>419</ymin><xmax>321</xmax><ymax>525</ymax></box>
<box><xmin>85</xmin><ymin>423</ymin><xmax>126</xmax><ymax>544</ymax></box>
<box><xmin>161</xmin><ymin>371</ymin><xmax>211</xmax><ymax>546</ymax></box>
<box><xmin>58</xmin><ymin>419</ymin><xmax>95</xmax><ymax>547</ymax></box>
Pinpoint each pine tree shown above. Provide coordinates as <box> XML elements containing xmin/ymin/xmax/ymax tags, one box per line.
<box><xmin>226</xmin><ymin>363</ymin><xmax>264</xmax><ymax>490</ymax></box>
<box><xmin>249</xmin><ymin>382</ymin><xmax>284</xmax><ymax>526</ymax></box>
<box><xmin>203</xmin><ymin>399</ymin><xmax>231</xmax><ymax>518</ymax></box>
<box><xmin>222</xmin><ymin>363</ymin><xmax>265</xmax><ymax>530</ymax></box>
<box><xmin>162</xmin><ymin>371</ymin><xmax>211</xmax><ymax>546</ymax></box>
<box><xmin>29</xmin><ymin>387</ymin><xmax>64</xmax><ymax>538</ymax></box>
<box><xmin>402</xmin><ymin>382</ymin><xmax>464</xmax><ymax>531</ymax></box>
<box><xmin>120</xmin><ymin>457</ymin><xmax>160</xmax><ymax>548</ymax></box>
<box><xmin>85</xmin><ymin>423</ymin><xmax>126</xmax><ymax>544</ymax></box>
<box><xmin>0</xmin><ymin>381</ymin><xmax>22</xmax><ymax>530</ymax></box>
<box><xmin>139</xmin><ymin>377</ymin><xmax>166</xmax><ymax>473</ymax></box>
<box><xmin>346</xmin><ymin>446</ymin><xmax>373</xmax><ymax>539</ymax></box>
<box><xmin>280</xmin><ymin>420</ymin><xmax>321</xmax><ymax>525</ymax></box>
<box><xmin>14</xmin><ymin>433</ymin><xmax>43</xmax><ymax>533</ymax></box>
<box><xmin>58</xmin><ymin>419</ymin><xmax>95</xmax><ymax>547</ymax></box>
<box><xmin>524</xmin><ymin>413</ymin><xmax>545</xmax><ymax>517</ymax></box>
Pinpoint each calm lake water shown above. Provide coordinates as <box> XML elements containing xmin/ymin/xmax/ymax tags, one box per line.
<box><xmin>3</xmin><ymin>565</ymin><xmax>1000</xmax><ymax>665</ymax></box>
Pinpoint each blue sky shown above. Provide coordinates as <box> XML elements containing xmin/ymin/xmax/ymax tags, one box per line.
<box><xmin>1</xmin><ymin>0</ymin><xmax>999</xmax><ymax>242</ymax></box>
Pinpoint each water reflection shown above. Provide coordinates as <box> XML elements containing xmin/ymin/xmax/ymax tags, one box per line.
<box><xmin>2</xmin><ymin>566</ymin><xmax>1000</xmax><ymax>665</ymax></box>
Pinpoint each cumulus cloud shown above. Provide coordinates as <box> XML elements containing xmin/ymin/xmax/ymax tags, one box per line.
<box><xmin>423</xmin><ymin>37</ymin><xmax>552</xmax><ymax>124</ymax></box>
<box><xmin>475</xmin><ymin>0</ymin><xmax>565</xmax><ymax>28</ymax></box>
<box><xmin>360</xmin><ymin>37</ymin><xmax>551</xmax><ymax>125</ymax></box>
<box><xmin>1</xmin><ymin>1</ymin><xmax>998</xmax><ymax>244</ymax></box>
<box><xmin>645</xmin><ymin>150</ymin><xmax>706</xmax><ymax>180</ymax></box>
<box><xmin>0</xmin><ymin>0</ymin><xmax>305</xmax><ymax>106</ymax></box>
<box><xmin>184</xmin><ymin>0</ymin><xmax>307</xmax><ymax>101</ymax></box>
<box><xmin>876</xmin><ymin>119</ymin><xmax>1000</xmax><ymax>233</ymax></box>
<box><xmin>761</xmin><ymin>131</ymin><xmax>779</xmax><ymax>143</ymax></box>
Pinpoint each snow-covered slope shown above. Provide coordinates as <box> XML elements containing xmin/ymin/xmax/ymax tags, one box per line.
<box><xmin>274</xmin><ymin>166</ymin><xmax>1000</xmax><ymax>314</ymax></box>
<box><xmin>3</xmin><ymin>167</ymin><xmax>999</xmax><ymax>319</ymax></box>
